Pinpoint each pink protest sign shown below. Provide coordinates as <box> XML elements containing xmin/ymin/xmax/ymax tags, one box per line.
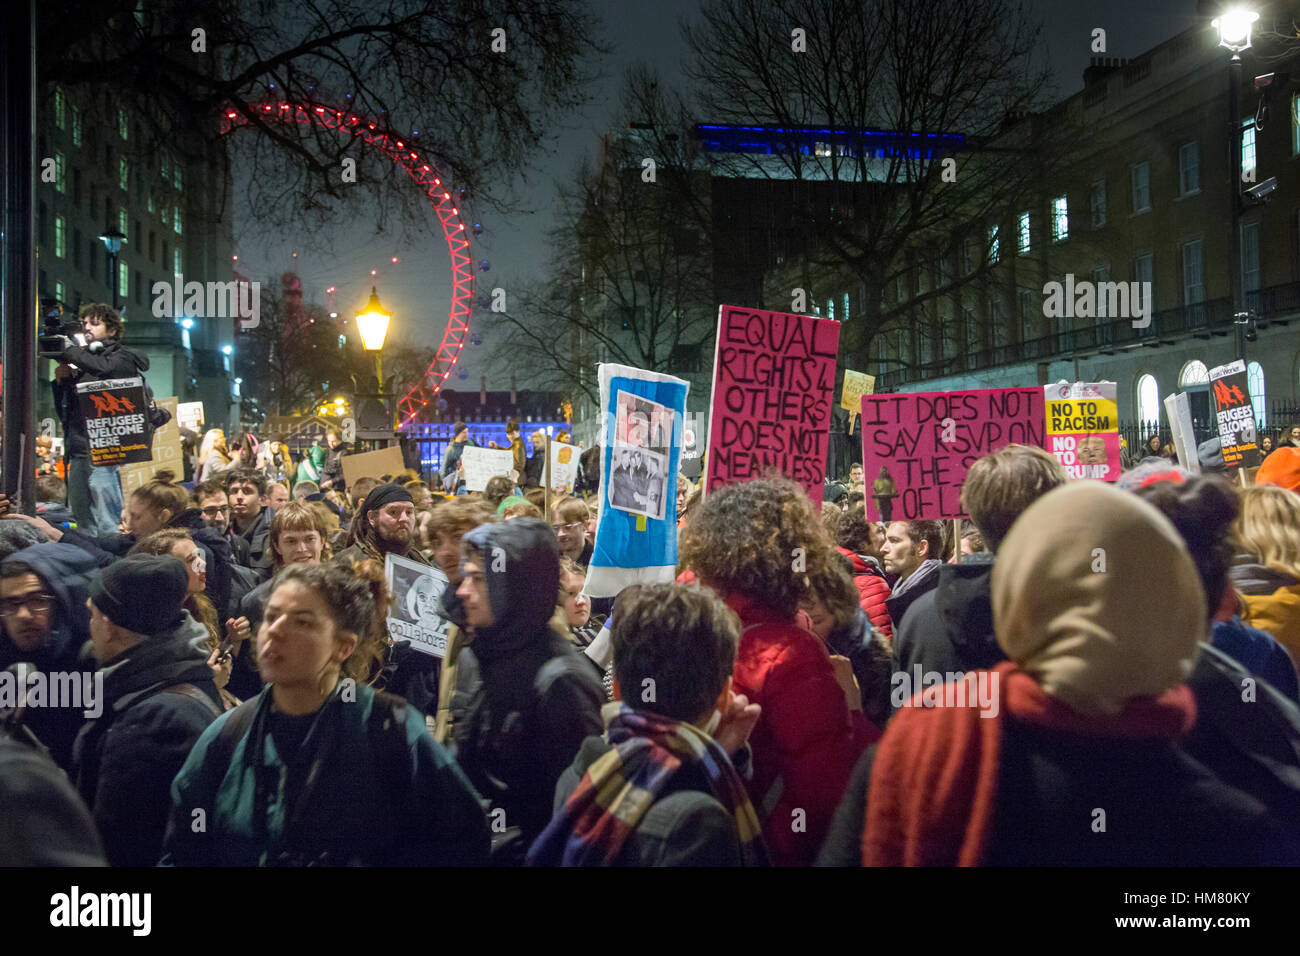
<box><xmin>705</xmin><ymin>304</ymin><xmax>840</xmax><ymax>505</ymax></box>
<box><xmin>859</xmin><ymin>388</ymin><xmax>1046</xmax><ymax>522</ymax></box>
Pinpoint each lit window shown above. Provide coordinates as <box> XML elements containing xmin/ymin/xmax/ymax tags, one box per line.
<box><xmin>119</xmin><ymin>157</ymin><xmax>129</xmax><ymax>192</ymax></box>
<box><xmin>1018</xmin><ymin>211</ymin><xmax>1031</xmax><ymax>254</ymax></box>
<box><xmin>118</xmin><ymin>108</ymin><xmax>128</xmax><ymax>140</ymax></box>
<box><xmin>55</xmin><ymin>216</ymin><xmax>65</xmax><ymax>258</ymax></box>
<box><xmin>1137</xmin><ymin>373</ymin><xmax>1160</xmax><ymax>425</ymax></box>
<box><xmin>53</xmin><ymin>88</ymin><xmax>66</xmax><ymax>129</ymax></box>
<box><xmin>55</xmin><ymin>153</ymin><xmax>66</xmax><ymax>194</ymax></box>
<box><xmin>1131</xmin><ymin>162</ymin><xmax>1150</xmax><ymax>213</ymax></box>
<box><xmin>1052</xmin><ymin>196</ymin><xmax>1068</xmax><ymax>242</ymax></box>
<box><xmin>1179</xmin><ymin>360</ymin><xmax>1208</xmax><ymax>387</ymax></box>
<box><xmin>1179</xmin><ymin>142</ymin><xmax>1200</xmax><ymax>196</ymax></box>
<box><xmin>1090</xmin><ymin>180</ymin><xmax>1106</xmax><ymax>227</ymax></box>
<box><xmin>174</xmin><ymin>206</ymin><xmax>182</xmax><ymax>235</ymax></box>
<box><xmin>843</xmin><ymin>292</ymin><xmax>850</xmax><ymax>322</ymax></box>
<box><xmin>988</xmin><ymin>224</ymin><xmax>1000</xmax><ymax>264</ymax></box>
<box><xmin>161</xmin><ymin>153</ymin><xmax>169</xmax><ymax>181</ymax></box>
<box><xmin>1248</xmin><ymin>361</ymin><xmax>1265</xmax><ymax>428</ymax></box>
<box><xmin>55</xmin><ymin>280</ymin><xmax>64</xmax><ymax>303</ymax></box>
<box><xmin>173</xmin><ymin>163</ymin><xmax>182</xmax><ymax>191</ymax></box>
<box><xmin>173</xmin><ymin>248</ymin><xmax>182</xmax><ymax>275</ymax></box>
<box><xmin>1242</xmin><ymin>121</ymin><xmax>1256</xmax><ymax>181</ymax></box>
<box><xmin>71</xmin><ymin>107</ymin><xmax>81</xmax><ymax>147</ymax></box>
<box><xmin>119</xmin><ymin>208</ymin><xmax>128</xmax><ymax>241</ymax></box>
<box><xmin>827</xmin><ymin>298</ymin><xmax>834</xmax><ymax>320</ymax></box>
<box><xmin>119</xmin><ymin>260</ymin><xmax>129</xmax><ymax>299</ymax></box>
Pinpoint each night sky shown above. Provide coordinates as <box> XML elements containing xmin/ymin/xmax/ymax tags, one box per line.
<box><xmin>233</xmin><ymin>0</ymin><xmax>1206</xmax><ymax>392</ymax></box>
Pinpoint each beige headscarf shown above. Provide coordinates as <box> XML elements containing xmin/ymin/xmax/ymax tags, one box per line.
<box><xmin>992</xmin><ymin>481</ymin><xmax>1207</xmax><ymax>718</ymax></box>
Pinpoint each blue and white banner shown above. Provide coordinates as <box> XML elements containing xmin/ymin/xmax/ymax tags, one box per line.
<box><xmin>585</xmin><ymin>364</ymin><xmax>690</xmax><ymax>598</ymax></box>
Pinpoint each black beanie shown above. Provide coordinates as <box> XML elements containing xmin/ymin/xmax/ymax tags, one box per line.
<box><xmin>89</xmin><ymin>554</ymin><xmax>189</xmax><ymax>635</ymax></box>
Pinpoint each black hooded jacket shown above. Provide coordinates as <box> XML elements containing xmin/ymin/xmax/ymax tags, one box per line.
<box><xmin>50</xmin><ymin>340</ymin><xmax>150</xmax><ymax>458</ymax></box>
<box><xmin>892</xmin><ymin>553</ymin><xmax>1004</xmax><ymax>677</ymax></box>
<box><xmin>439</xmin><ymin>518</ymin><xmax>604</xmax><ymax>851</ymax></box>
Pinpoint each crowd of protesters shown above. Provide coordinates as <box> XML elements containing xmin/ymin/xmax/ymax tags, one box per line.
<box><xmin>7</xmin><ymin>354</ymin><xmax>1300</xmax><ymax>866</ymax></box>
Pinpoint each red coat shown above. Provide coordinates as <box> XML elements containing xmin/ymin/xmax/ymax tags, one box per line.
<box><xmin>837</xmin><ymin>548</ymin><xmax>893</xmax><ymax>641</ymax></box>
<box><xmin>725</xmin><ymin>592</ymin><xmax>879</xmax><ymax>866</ymax></box>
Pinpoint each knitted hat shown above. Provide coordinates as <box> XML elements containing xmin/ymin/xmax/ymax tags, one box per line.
<box><xmin>1197</xmin><ymin>436</ymin><xmax>1226</xmax><ymax>473</ymax></box>
<box><xmin>1257</xmin><ymin>446</ymin><xmax>1300</xmax><ymax>493</ymax></box>
<box><xmin>89</xmin><ymin>554</ymin><xmax>188</xmax><ymax>635</ymax></box>
<box><xmin>497</xmin><ymin>495</ymin><xmax>530</xmax><ymax>514</ymax></box>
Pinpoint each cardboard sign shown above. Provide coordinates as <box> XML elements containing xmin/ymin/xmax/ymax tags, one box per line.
<box><xmin>384</xmin><ymin>554</ymin><xmax>451</xmax><ymax>659</ymax></box>
<box><xmin>176</xmin><ymin>401</ymin><xmax>204</xmax><ymax>432</ymax></box>
<box><xmin>859</xmin><ymin>387</ymin><xmax>1046</xmax><ymax>522</ymax></box>
<box><xmin>1209</xmin><ymin>360</ymin><xmax>1261</xmax><ymax>469</ymax></box>
<box><xmin>76</xmin><ymin>377</ymin><xmax>152</xmax><ymax>467</ymax></box>
<box><xmin>459</xmin><ymin>445</ymin><xmax>514</xmax><ymax>492</ymax></box>
<box><xmin>705</xmin><ymin>305</ymin><xmax>840</xmax><ymax>504</ymax></box>
<box><xmin>841</xmin><ymin>369</ymin><xmax>876</xmax><ymax>432</ymax></box>
<box><xmin>1163</xmin><ymin>392</ymin><xmax>1200</xmax><ymax>475</ymax></box>
<box><xmin>120</xmin><ymin>396</ymin><xmax>181</xmax><ymax>494</ymax></box>
<box><xmin>1043</xmin><ymin>382</ymin><xmax>1120</xmax><ymax>481</ymax></box>
<box><xmin>549</xmin><ymin>439</ymin><xmax>580</xmax><ymax>496</ymax></box>
<box><xmin>339</xmin><ymin>445</ymin><xmax>406</xmax><ymax>488</ymax></box>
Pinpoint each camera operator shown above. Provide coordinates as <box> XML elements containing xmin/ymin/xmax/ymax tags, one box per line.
<box><xmin>44</xmin><ymin>303</ymin><xmax>150</xmax><ymax>537</ymax></box>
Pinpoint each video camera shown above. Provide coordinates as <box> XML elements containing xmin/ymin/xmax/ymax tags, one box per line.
<box><xmin>37</xmin><ymin>305</ymin><xmax>89</xmax><ymax>354</ymax></box>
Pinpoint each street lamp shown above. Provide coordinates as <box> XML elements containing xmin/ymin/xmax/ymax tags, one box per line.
<box><xmin>1214</xmin><ymin>6</ymin><xmax>1258</xmax><ymax>363</ymax></box>
<box><xmin>355</xmin><ymin>286</ymin><xmax>391</xmax><ymax>389</ymax></box>
<box><xmin>98</xmin><ymin>226</ymin><xmax>126</xmax><ymax>309</ymax></box>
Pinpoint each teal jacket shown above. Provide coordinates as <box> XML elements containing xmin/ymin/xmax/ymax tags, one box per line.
<box><xmin>160</xmin><ymin>682</ymin><xmax>490</xmax><ymax>866</ymax></box>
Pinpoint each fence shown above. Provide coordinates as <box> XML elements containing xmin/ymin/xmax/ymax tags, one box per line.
<box><xmin>1121</xmin><ymin>399</ymin><xmax>1300</xmax><ymax>461</ymax></box>
<box><xmin>404</xmin><ymin>420</ymin><xmax>570</xmax><ymax>481</ymax></box>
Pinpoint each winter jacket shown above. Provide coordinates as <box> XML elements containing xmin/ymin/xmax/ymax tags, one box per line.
<box><xmin>725</xmin><ymin>592</ymin><xmax>878</xmax><ymax>866</ymax></box>
<box><xmin>892</xmin><ymin>553</ymin><xmax>1003</xmax><ymax>677</ymax></box>
<box><xmin>551</xmin><ymin>734</ymin><xmax>748</xmax><ymax>866</ymax></box>
<box><xmin>1239</xmin><ymin>583</ymin><xmax>1300</xmax><ymax>678</ymax></box>
<box><xmin>50</xmin><ymin>340</ymin><xmax>150</xmax><ymax>458</ymax></box>
<box><xmin>72</xmin><ymin>612</ymin><xmax>221</xmax><ymax>867</ymax></box>
<box><xmin>0</xmin><ymin>543</ymin><xmax>101</xmax><ymax>771</ymax></box>
<box><xmin>1211</xmin><ymin>615</ymin><xmax>1299</xmax><ymax>702</ymax></box>
<box><xmin>883</xmin><ymin>558</ymin><xmax>943</xmax><ymax>631</ymax></box>
<box><xmin>231</xmin><ymin>506</ymin><xmax>275</xmax><ymax>576</ymax></box>
<box><xmin>322</xmin><ymin>442</ymin><xmax>350</xmax><ymax>490</ymax></box>
<box><xmin>439</xmin><ymin>518</ymin><xmax>605</xmax><ymax>852</ymax></box>
<box><xmin>442</xmin><ymin>439</ymin><xmax>468</xmax><ymax>479</ymax></box>
<box><xmin>835</xmin><ymin>548</ymin><xmax>892</xmax><ymax>640</ymax></box>
<box><xmin>0</xmin><ymin>735</ymin><xmax>106</xmax><ymax>866</ymax></box>
<box><xmin>160</xmin><ymin>682</ymin><xmax>490</xmax><ymax>866</ymax></box>
<box><xmin>510</xmin><ymin>437</ymin><xmax>527</xmax><ymax>482</ymax></box>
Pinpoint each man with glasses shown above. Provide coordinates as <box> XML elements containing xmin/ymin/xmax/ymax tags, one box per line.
<box><xmin>0</xmin><ymin>543</ymin><xmax>101</xmax><ymax>772</ymax></box>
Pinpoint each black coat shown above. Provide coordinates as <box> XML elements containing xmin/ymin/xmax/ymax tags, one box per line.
<box><xmin>50</xmin><ymin>341</ymin><xmax>150</xmax><ymax>458</ymax></box>
<box><xmin>72</xmin><ymin>612</ymin><xmax>221</xmax><ymax>867</ymax></box>
<box><xmin>892</xmin><ymin>554</ymin><xmax>1003</xmax><ymax>677</ymax></box>
<box><xmin>0</xmin><ymin>735</ymin><xmax>106</xmax><ymax>866</ymax></box>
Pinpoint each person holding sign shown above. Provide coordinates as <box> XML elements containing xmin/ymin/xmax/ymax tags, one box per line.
<box><xmin>46</xmin><ymin>303</ymin><xmax>151</xmax><ymax>537</ymax></box>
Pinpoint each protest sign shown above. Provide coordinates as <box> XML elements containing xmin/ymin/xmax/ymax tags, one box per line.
<box><xmin>1164</xmin><ymin>392</ymin><xmax>1200</xmax><ymax>475</ymax></box>
<box><xmin>1209</xmin><ymin>359</ymin><xmax>1261</xmax><ymax>469</ymax></box>
<box><xmin>340</xmin><ymin>445</ymin><xmax>405</xmax><ymax>488</ymax></box>
<box><xmin>841</xmin><ymin>369</ymin><xmax>876</xmax><ymax>432</ymax></box>
<box><xmin>459</xmin><ymin>445</ymin><xmax>515</xmax><ymax>492</ymax></box>
<box><xmin>384</xmin><ymin>554</ymin><xmax>451</xmax><ymax>658</ymax></box>
<box><xmin>1043</xmin><ymin>381</ymin><xmax>1120</xmax><ymax>481</ymax></box>
<box><xmin>120</xmin><ymin>396</ymin><xmax>181</xmax><ymax>494</ymax></box>
<box><xmin>705</xmin><ymin>304</ymin><xmax>840</xmax><ymax>505</ymax></box>
<box><xmin>587</xmin><ymin>363</ymin><xmax>689</xmax><ymax>598</ymax></box>
<box><xmin>549</xmin><ymin>439</ymin><xmax>580</xmax><ymax>496</ymax></box>
<box><xmin>859</xmin><ymin>387</ymin><xmax>1046</xmax><ymax>522</ymax></box>
<box><xmin>176</xmin><ymin>401</ymin><xmax>204</xmax><ymax>432</ymax></box>
<box><xmin>77</xmin><ymin>377</ymin><xmax>152</xmax><ymax>467</ymax></box>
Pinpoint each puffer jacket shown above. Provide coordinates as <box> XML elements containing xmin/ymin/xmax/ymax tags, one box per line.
<box><xmin>72</xmin><ymin>612</ymin><xmax>221</xmax><ymax>867</ymax></box>
<box><xmin>835</xmin><ymin>547</ymin><xmax>892</xmax><ymax>640</ymax></box>
<box><xmin>439</xmin><ymin>517</ymin><xmax>604</xmax><ymax>853</ymax></box>
<box><xmin>725</xmin><ymin>592</ymin><xmax>879</xmax><ymax>867</ymax></box>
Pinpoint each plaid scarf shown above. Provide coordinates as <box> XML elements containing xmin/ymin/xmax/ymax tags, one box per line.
<box><xmin>527</xmin><ymin>704</ymin><xmax>768</xmax><ymax>867</ymax></box>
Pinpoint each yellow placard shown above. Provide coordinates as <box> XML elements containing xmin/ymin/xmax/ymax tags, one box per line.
<box><xmin>841</xmin><ymin>370</ymin><xmax>876</xmax><ymax>430</ymax></box>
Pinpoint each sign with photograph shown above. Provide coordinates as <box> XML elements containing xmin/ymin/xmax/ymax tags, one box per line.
<box><xmin>549</xmin><ymin>439</ymin><xmax>580</xmax><ymax>496</ymax></box>
<box><xmin>1043</xmin><ymin>381</ymin><xmax>1120</xmax><ymax>481</ymax></box>
<box><xmin>859</xmin><ymin>387</ymin><xmax>1046</xmax><ymax>522</ymax></box>
<box><xmin>1208</xmin><ymin>359</ymin><xmax>1261</xmax><ymax>469</ymax></box>
<box><xmin>384</xmin><ymin>554</ymin><xmax>452</xmax><ymax>659</ymax></box>
<box><xmin>459</xmin><ymin>445</ymin><xmax>515</xmax><ymax>492</ymax></box>
<box><xmin>705</xmin><ymin>304</ymin><xmax>840</xmax><ymax>505</ymax></box>
<box><xmin>586</xmin><ymin>364</ymin><xmax>689</xmax><ymax>598</ymax></box>
<box><xmin>76</xmin><ymin>377</ymin><xmax>152</xmax><ymax>467</ymax></box>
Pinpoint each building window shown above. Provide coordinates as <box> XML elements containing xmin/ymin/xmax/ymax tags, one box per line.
<box><xmin>55</xmin><ymin>152</ymin><xmax>66</xmax><ymax>193</ymax></box>
<box><xmin>1178</xmin><ymin>142</ymin><xmax>1200</xmax><ymax>196</ymax></box>
<box><xmin>119</xmin><ymin>157</ymin><xmax>129</xmax><ymax>192</ymax></box>
<box><xmin>1137</xmin><ymin>373</ymin><xmax>1160</xmax><ymax>425</ymax></box>
<box><xmin>118</xmin><ymin>260</ymin><xmax>129</xmax><ymax>299</ymax></box>
<box><xmin>1131</xmin><ymin>162</ymin><xmax>1151</xmax><ymax>213</ymax></box>
<box><xmin>843</xmin><ymin>292</ymin><xmax>850</xmax><ymax>322</ymax></box>
<box><xmin>1242</xmin><ymin>120</ymin><xmax>1256</xmax><ymax>180</ymax></box>
<box><xmin>1019</xmin><ymin>290</ymin><xmax>1035</xmax><ymax>342</ymax></box>
<box><xmin>55</xmin><ymin>280</ymin><xmax>64</xmax><ymax>304</ymax></box>
<box><xmin>1052</xmin><ymin>196</ymin><xmax>1068</xmax><ymax>242</ymax></box>
<box><xmin>119</xmin><ymin>207</ymin><xmax>128</xmax><ymax>241</ymax></box>
<box><xmin>73</xmin><ymin>227</ymin><xmax>82</xmax><ymax>269</ymax></box>
<box><xmin>1248</xmin><ymin>361</ymin><xmax>1265</xmax><ymax>428</ymax></box>
<box><xmin>53</xmin><ymin>87</ymin><xmax>66</xmax><ymax>129</ymax></box>
<box><xmin>55</xmin><ymin>216</ymin><xmax>66</xmax><ymax>258</ymax></box>
<box><xmin>827</xmin><ymin>298</ymin><xmax>834</xmax><ymax>320</ymax></box>
<box><xmin>962</xmin><ymin>236</ymin><xmax>977</xmax><ymax>274</ymax></box>
<box><xmin>1242</xmin><ymin>220</ymin><xmax>1260</xmax><ymax>301</ymax></box>
<box><xmin>1134</xmin><ymin>252</ymin><xmax>1153</xmax><ymax>289</ymax></box>
<box><xmin>1294</xmin><ymin>93</ymin><xmax>1300</xmax><ymax>154</ymax></box>
<box><xmin>1017</xmin><ymin>211</ymin><xmax>1031</xmax><ymax>254</ymax></box>
<box><xmin>173</xmin><ymin>248</ymin><xmax>182</xmax><ymax>275</ymax></box>
<box><xmin>118</xmin><ymin>108</ymin><xmax>128</xmax><ymax>140</ymax></box>
<box><xmin>72</xmin><ymin>167</ymin><xmax>81</xmax><ymax>207</ymax></box>
<box><xmin>1093</xmin><ymin>265</ymin><xmax>1110</xmax><ymax>318</ymax></box>
<box><xmin>161</xmin><ymin>153</ymin><xmax>169</xmax><ymax>181</ymax></box>
<box><xmin>988</xmin><ymin>224</ymin><xmax>1000</xmax><ymax>264</ymax></box>
<box><xmin>1090</xmin><ymin>179</ymin><xmax>1106</xmax><ymax>227</ymax></box>
<box><xmin>173</xmin><ymin>206</ymin><xmax>182</xmax><ymax>235</ymax></box>
<box><xmin>38</xmin><ymin>201</ymin><xmax>47</xmax><ymax>244</ymax></box>
<box><xmin>1182</xmin><ymin>240</ymin><xmax>1204</xmax><ymax>305</ymax></box>
<box><xmin>1179</xmin><ymin>360</ymin><xmax>1209</xmax><ymax>387</ymax></box>
<box><xmin>173</xmin><ymin>163</ymin><xmax>182</xmax><ymax>192</ymax></box>
<box><xmin>71</xmin><ymin>106</ymin><xmax>82</xmax><ymax>147</ymax></box>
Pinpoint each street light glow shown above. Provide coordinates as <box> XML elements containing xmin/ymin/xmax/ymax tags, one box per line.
<box><xmin>356</xmin><ymin>286</ymin><xmax>391</xmax><ymax>351</ymax></box>
<box><xmin>1213</xmin><ymin>7</ymin><xmax>1258</xmax><ymax>51</ymax></box>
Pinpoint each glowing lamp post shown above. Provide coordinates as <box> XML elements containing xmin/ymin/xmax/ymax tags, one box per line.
<box><xmin>356</xmin><ymin>286</ymin><xmax>392</xmax><ymax>389</ymax></box>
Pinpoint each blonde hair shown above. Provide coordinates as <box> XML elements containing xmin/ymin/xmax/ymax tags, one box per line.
<box><xmin>1237</xmin><ymin>486</ymin><xmax>1300</xmax><ymax>579</ymax></box>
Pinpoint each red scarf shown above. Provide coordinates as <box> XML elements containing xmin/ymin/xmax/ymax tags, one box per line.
<box><xmin>862</xmin><ymin>662</ymin><xmax>1196</xmax><ymax>866</ymax></box>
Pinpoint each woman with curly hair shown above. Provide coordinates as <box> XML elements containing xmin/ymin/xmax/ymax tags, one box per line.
<box><xmin>160</xmin><ymin>561</ymin><xmax>490</xmax><ymax>866</ymax></box>
<box><xmin>679</xmin><ymin>477</ymin><xmax>879</xmax><ymax>866</ymax></box>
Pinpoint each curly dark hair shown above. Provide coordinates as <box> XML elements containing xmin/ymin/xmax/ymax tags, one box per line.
<box><xmin>1133</xmin><ymin>475</ymin><xmax>1238</xmax><ymax>618</ymax></box>
<box><xmin>269</xmin><ymin>560</ymin><xmax>393</xmax><ymax>684</ymax></box>
<box><xmin>679</xmin><ymin>477</ymin><xmax>833</xmax><ymax>616</ymax></box>
<box><xmin>834</xmin><ymin>506</ymin><xmax>876</xmax><ymax>554</ymax></box>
